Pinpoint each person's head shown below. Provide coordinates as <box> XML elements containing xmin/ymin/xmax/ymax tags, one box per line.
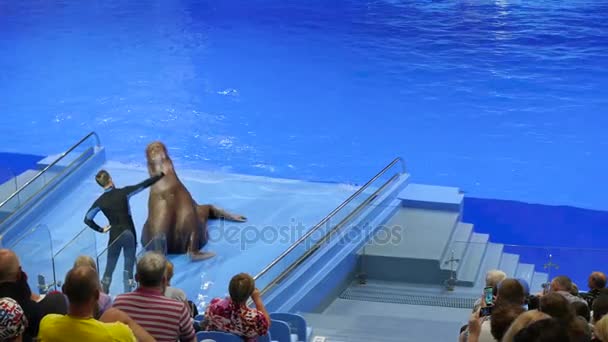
<box><xmin>572</xmin><ymin>301</ymin><xmax>590</xmax><ymax>322</ymax></box>
<box><xmin>571</xmin><ymin>283</ymin><xmax>579</xmax><ymax>296</ymax></box>
<box><xmin>0</xmin><ymin>249</ymin><xmax>20</xmax><ymax>283</ymax></box>
<box><xmin>95</xmin><ymin>170</ymin><xmax>113</xmax><ymax>188</ymax></box>
<box><xmin>62</xmin><ymin>266</ymin><xmax>100</xmax><ymax>308</ymax></box>
<box><xmin>490</xmin><ymin>303</ymin><xmax>525</xmax><ymax>341</ymax></box>
<box><xmin>165</xmin><ymin>260</ymin><xmax>174</xmax><ymax>284</ymax></box>
<box><xmin>589</xmin><ymin>272</ymin><xmax>607</xmax><ymax>291</ymax></box>
<box><xmin>486</xmin><ymin>269</ymin><xmax>507</xmax><ymax>288</ymax></box>
<box><xmin>502</xmin><ymin>310</ymin><xmax>551</xmax><ymax>342</ymax></box>
<box><xmin>550</xmin><ymin>275</ymin><xmax>574</xmax><ymax>293</ymax></box>
<box><xmin>595</xmin><ymin>314</ymin><xmax>608</xmax><ymax>342</ymax></box>
<box><xmin>135</xmin><ymin>252</ymin><xmax>167</xmax><ymax>288</ymax></box>
<box><xmin>513</xmin><ymin>317</ymin><xmax>569</xmax><ymax>342</ymax></box>
<box><xmin>539</xmin><ymin>292</ymin><xmax>574</xmax><ymax>321</ymax></box>
<box><xmin>0</xmin><ymin>250</ymin><xmax>31</xmax><ymax>301</ymax></box>
<box><xmin>0</xmin><ymin>297</ymin><xmax>28</xmax><ymax>342</ymax></box>
<box><xmin>496</xmin><ymin>278</ymin><xmax>526</xmax><ymax>306</ymax></box>
<box><xmin>592</xmin><ymin>295</ymin><xmax>608</xmax><ymax>323</ymax></box>
<box><xmin>228</xmin><ymin>273</ymin><xmax>255</xmax><ymax>305</ymax></box>
<box><xmin>73</xmin><ymin>255</ymin><xmax>98</xmax><ymax>273</ymax></box>
<box><xmin>517</xmin><ymin>278</ymin><xmax>530</xmax><ymax>297</ymax></box>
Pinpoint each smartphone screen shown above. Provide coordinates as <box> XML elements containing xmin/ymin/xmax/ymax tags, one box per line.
<box><xmin>484</xmin><ymin>286</ymin><xmax>494</xmax><ymax>306</ymax></box>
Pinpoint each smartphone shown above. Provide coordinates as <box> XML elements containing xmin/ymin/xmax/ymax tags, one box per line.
<box><xmin>484</xmin><ymin>286</ymin><xmax>494</xmax><ymax>306</ymax></box>
<box><xmin>480</xmin><ymin>306</ymin><xmax>492</xmax><ymax>317</ymax></box>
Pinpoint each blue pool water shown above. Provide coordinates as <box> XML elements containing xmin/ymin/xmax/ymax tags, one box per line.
<box><xmin>1</xmin><ymin>0</ymin><xmax>607</xmax><ymax>209</ymax></box>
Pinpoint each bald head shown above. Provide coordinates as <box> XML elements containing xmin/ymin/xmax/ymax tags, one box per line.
<box><xmin>0</xmin><ymin>249</ymin><xmax>20</xmax><ymax>283</ymax></box>
<box><xmin>62</xmin><ymin>266</ymin><xmax>100</xmax><ymax>305</ymax></box>
<box><xmin>589</xmin><ymin>272</ymin><xmax>607</xmax><ymax>290</ymax></box>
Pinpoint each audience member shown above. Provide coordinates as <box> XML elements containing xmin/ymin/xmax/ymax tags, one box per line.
<box><xmin>0</xmin><ymin>249</ymin><xmax>65</xmax><ymax>342</ymax></box>
<box><xmin>0</xmin><ymin>297</ymin><xmax>28</xmax><ymax>342</ymax></box>
<box><xmin>473</xmin><ymin>270</ymin><xmax>507</xmax><ymax>312</ymax></box>
<box><xmin>539</xmin><ymin>292</ymin><xmax>590</xmax><ymax>341</ymax></box>
<box><xmin>113</xmin><ymin>252</ymin><xmax>195</xmax><ymax>342</ymax></box>
<box><xmin>164</xmin><ymin>260</ymin><xmax>187</xmax><ymax>303</ymax></box>
<box><xmin>513</xmin><ymin>317</ymin><xmax>570</xmax><ymax>342</ymax></box>
<box><xmin>594</xmin><ymin>315</ymin><xmax>608</xmax><ymax>342</ymax></box>
<box><xmin>37</xmin><ymin>265</ymin><xmax>153</xmax><ymax>342</ymax></box>
<box><xmin>573</xmin><ymin>300</ymin><xmax>592</xmax><ymax>322</ymax></box>
<box><xmin>490</xmin><ymin>304</ymin><xmax>525</xmax><ymax>341</ymax></box>
<box><xmin>73</xmin><ymin>256</ymin><xmax>112</xmax><ymax>317</ymax></box>
<box><xmin>593</xmin><ymin>295</ymin><xmax>608</xmax><ymax>324</ymax></box>
<box><xmin>203</xmin><ymin>273</ymin><xmax>270</xmax><ymax>342</ymax></box>
<box><xmin>583</xmin><ymin>272</ymin><xmax>607</xmax><ymax>308</ymax></box>
<box><xmin>461</xmin><ymin>278</ymin><xmax>526</xmax><ymax>341</ymax></box>
<box><xmin>502</xmin><ymin>310</ymin><xmax>551</xmax><ymax>342</ymax></box>
<box><xmin>550</xmin><ymin>276</ymin><xmax>588</xmax><ymax>305</ymax></box>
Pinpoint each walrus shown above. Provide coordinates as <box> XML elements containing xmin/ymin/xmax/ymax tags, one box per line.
<box><xmin>142</xmin><ymin>141</ymin><xmax>246</xmax><ymax>260</ymax></box>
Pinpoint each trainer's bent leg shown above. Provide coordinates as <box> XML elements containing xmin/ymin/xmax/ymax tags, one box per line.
<box><xmin>122</xmin><ymin>232</ymin><xmax>136</xmax><ymax>293</ymax></box>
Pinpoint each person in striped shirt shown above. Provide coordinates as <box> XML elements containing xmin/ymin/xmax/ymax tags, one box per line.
<box><xmin>113</xmin><ymin>252</ymin><xmax>195</xmax><ymax>342</ymax></box>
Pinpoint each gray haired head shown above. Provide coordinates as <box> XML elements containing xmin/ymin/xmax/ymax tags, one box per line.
<box><xmin>74</xmin><ymin>255</ymin><xmax>97</xmax><ymax>272</ymax></box>
<box><xmin>136</xmin><ymin>252</ymin><xmax>167</xmax><ymax>287</ymax></box>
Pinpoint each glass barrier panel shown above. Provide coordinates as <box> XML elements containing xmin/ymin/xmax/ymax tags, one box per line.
<box><xmin>52</xmin><ymin>226</ymin><xmax>98</xmax><ymax>288</ymax></box>
<box><xmin>0</xmin><ymin>167</ymin><xmax>18</xmax><ymax>232</ymax></box>
<box><xmin>420</xmin><ymin>240</ymin><xmax>608</xmax><ymax>298</ymax></box>
<box><xmin>0</xmin><ymin>166</ymin><xmax>17</xmax><ymax>207</ymax></box>
<box><xmin>9</xmin><ymin>224</ymin><xmax>56</xmax><ymax>295</ymax></box>
<box><xmin>96</xmin><ymin>230</ymin><xmax>136</xmax><ymax>296</ymax></box>
<box><xmin>500</xmin><ymin>244</ymin><xmax>608</xmax><ymax>296</ymax></box>
<box><xmin>0</xmin><ymin>133</ymin><xmax>99</xmax><ymax>224</ymax></box>
<box><xmin>138</xmin><ymin>232</ymin><xmax>167</xmax><ymax>259</ymax></box>
<box><xmin>254</xmin><ymin>159</ymin><xmax>405</xmax><ymax>298</ymax></box>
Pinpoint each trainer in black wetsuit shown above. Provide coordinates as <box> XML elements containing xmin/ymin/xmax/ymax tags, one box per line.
<box><xmin>84</xmin><ymin>169</ymin><xmax>164</xmax><ymax>293</ymax></box>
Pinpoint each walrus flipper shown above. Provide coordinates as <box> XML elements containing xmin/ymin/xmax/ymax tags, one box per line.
<box><xmin>186</xmin><ymin>230</ymin><xmax>216</xmax><ymax>261</ymax></box>
<box><xmin>199</xmin><ymin>204</ymin><xmax>247</xmax><ymax>222</ymax></box>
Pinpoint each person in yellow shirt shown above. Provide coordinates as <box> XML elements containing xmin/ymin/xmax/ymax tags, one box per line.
<box><xmin>38</xmin><ymin>265</ymin><xmax>154</xmax><ymax>342</ymax></box>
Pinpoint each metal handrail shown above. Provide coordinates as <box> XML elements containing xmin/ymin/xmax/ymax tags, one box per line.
<box><xmin>0</xmin><ymin>132</ymin><xmax>101</xmax><ymax>209</ymax></box>
<box><xmin>259</xmin><ymin>172</ymin><xmax>401</xmax><ymax>296</ymax></box>
<box><xmin>253</xmin><ymin>157</ymin><xmax>406</xmax><ymax>281</ymax></box>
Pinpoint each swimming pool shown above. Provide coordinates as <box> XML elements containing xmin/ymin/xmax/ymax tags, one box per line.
<box><xmin>1</xmin><ymin>0</ymin><xmax>607</xmax><ymax>209</ymax></box>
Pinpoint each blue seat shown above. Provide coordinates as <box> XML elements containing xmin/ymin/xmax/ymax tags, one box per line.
<box><xmin>196</xmin><ymin>331</ymin><xmax>242</xmax><ymax>342</ymax></box>
<box><xmin>270</xmin><ymin>313</ymin><xmax>307</xmax><ymax>342</ymax></box>
<box><xmin>195</xmin><ymin>313</ymin><xmax>205</xmax><ymax>321</ymax></box>
<box><xmin>269</xmin><ymin>320</ymin><xmax>293</xmax><ymax>342</ymax></box>
<box><xmin>257</xmin><ymin>333</ymin><xmax>273</xmax><ymax>342</ymax></box>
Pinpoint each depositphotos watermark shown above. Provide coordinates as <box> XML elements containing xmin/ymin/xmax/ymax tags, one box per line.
<box><xmin>206</xmin><ymin>218</ymin><xmax>404</xmax><ymax>250</ymax></box>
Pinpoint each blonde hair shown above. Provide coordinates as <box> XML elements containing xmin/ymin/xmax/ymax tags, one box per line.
<box><xmin>73</xmin><ymin>255</ymin><xmax>98</xmax><ymax>273</ymax></box>
<box><xmin>165</xmin><ymin>260</ymin><xmax>174</xmax><ymax>282</ymax></box>
<box><xmin>595</xmin><ymin>315</ymin><xmax>608</xmax><ymax>342</ymax></box>
<box><xmin>501</xmin><ymin>310</ymin><xmax>550</xmax><ymax>342</ymax></box>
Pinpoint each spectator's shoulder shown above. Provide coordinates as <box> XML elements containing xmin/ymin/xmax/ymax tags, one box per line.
<box><xmin>106</xmin><ymin>321</ymin><xmax>137</xmax><ymax>342</ymax></box>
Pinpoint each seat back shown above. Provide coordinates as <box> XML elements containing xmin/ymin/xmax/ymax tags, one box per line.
<box><xmin>269</xmin><ymin>320</ymin><xmax>292</xmax><ymax>342</ymax></box>
<box><xmin>196</xmin><ymin>331</ymin><xmax>242</xmax><ymax>342</ymax></box>
<box><xmin>270</xmin><ymin>313</ymin><xmax>306</xmax><ymax>341</ymax></box>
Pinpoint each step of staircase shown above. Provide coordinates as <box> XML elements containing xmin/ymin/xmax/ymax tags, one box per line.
<box><xmin>499</xmin><ymin>253</ymin><xmax>520</xmax><ymax>277</ymax></box>
<box><xmin>530</xmin><ymin>271</ymin><xmax>549</xmax><ymax>294</ymax></box>
<box><xmin>474</xmin><ymin>242</ymin><xmax>504</xmax><ymax>288</ymax></box>
<box><xmin>456</xmin><ymin>233</ymin><xmax>489</xmax><ymax>286</ymax></box>
<box><xmin>440</xmin><ymin>223</ymin><xmax>473</xmax><ymax>272</ymax></box>
<box><xmin>361</xmin><ymin>207</ymin><xmax>460</xmax><ymax>284</ymax></box>
<box><xmin>303</xmin><ymin>310</ymin><xmax>463</xmax><ymax>342</ymax></box>
<box><xmin>515</xmin><ymin>263</ymin><xmax>535</xmax><ymax>286</ymax></box>
<box><xmin>398</xmin><ymin>183</ymin><xmax>463</xmax><ymax>212</ymax></box>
